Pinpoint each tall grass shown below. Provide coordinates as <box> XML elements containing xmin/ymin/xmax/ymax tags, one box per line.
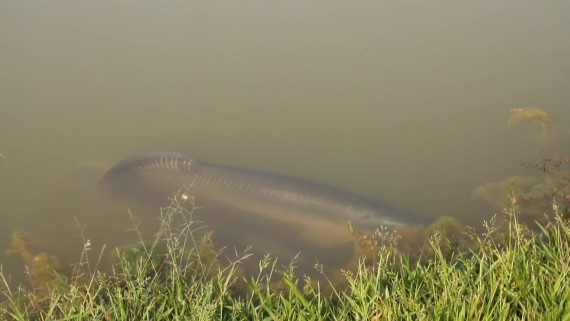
<box><xmin>1</xmin><ymin>194</ymin><xmax>570</xmax><ymax>320</ymax></box>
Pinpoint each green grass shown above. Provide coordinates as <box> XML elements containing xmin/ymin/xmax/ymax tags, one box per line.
<box><xmin>2</xmin><ymin>194</ymin><xmax>570</xmax><ymax>321</ymax></box>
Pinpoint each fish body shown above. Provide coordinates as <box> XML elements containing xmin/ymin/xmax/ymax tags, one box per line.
<box><xmin>101</xmin><ymin>151</ymin><xmax>433</xmax><ymax>275</ymax></box>
<box><xmin>101</xmin><ymin>151</ymin><xmax>429</xmax><ymax>236</ymax></box>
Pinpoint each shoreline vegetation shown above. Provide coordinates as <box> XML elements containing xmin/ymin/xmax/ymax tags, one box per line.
<box><xmin>1</xmin><ymin>192</ymin><xmax>570</xmax><ymax>320</ymax></box>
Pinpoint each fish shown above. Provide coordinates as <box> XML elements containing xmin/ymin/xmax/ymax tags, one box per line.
<box><xmin>101</xmin><ymin>151</ymin><xmax>430</xmax><ymax>245</ymax></box>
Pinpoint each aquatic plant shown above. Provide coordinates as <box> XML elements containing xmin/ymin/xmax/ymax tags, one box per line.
<box><xmin>508</xmin><ymin>107</ymin><xmax>552</xmax><ymax>129</ymax></box>
<box><xmin>4</xmin><ymin>231</ymin><xmax>66</xmax><ymax>299</ymax></box>
<box><xmin>508</xmin><ymin>106</ymin><xmax>557</xmax><ymax>146</ymax></box>
<box><xmin>475</xmin><ymin>107</ymin><xmax>570</xmax><ymax>221</ymax></box>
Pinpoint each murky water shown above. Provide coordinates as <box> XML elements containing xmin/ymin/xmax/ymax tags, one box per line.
<box><xmin>1</xmin><ymin>0</ymin><xmax>569</xmax><ymax>283</ymax></box>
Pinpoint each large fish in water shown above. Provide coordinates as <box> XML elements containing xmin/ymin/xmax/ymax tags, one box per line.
<box><xmin>102</xmin><ymin>152</ymin><xmax>428</xmax><ymax>272</ymax></box>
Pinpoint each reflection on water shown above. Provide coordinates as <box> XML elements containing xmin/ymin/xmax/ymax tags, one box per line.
<box><xmin>1</xmin><ymin>0</ymin><xmax>570</xmax><ymax>285</ymax></box>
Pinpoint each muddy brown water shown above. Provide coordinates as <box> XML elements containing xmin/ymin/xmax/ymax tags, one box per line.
<box><xmin>1</xmin><ymin>0</ymin><xmax>569</xmax><ymax>285</ymax></box>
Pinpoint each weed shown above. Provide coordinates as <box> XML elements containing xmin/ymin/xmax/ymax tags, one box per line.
<box><xmin>2</xmin><ymin>193</ymin><xmax>570</xmax><ymax>320</ymax></box>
